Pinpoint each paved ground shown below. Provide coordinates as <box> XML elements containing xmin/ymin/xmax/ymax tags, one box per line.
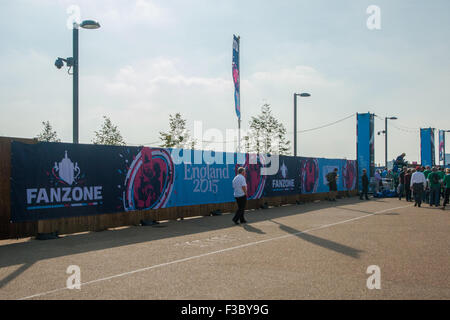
<box><xmin>0</xmin><ymin>197</ymin><xmax>449</xmax><ymax>300</ymax></box>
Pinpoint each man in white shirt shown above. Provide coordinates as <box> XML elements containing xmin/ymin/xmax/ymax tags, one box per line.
<box><xmin>232</xmin><ymin>167</ymin><xmax>248</xmax><ymax>225</ymax></box>
<box><xmin>410</xmin><ymin>166</ymin><xmax>426</xmax><ymax>207</ymax></box>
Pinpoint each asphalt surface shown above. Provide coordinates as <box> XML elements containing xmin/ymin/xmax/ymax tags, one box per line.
<box><xmin>0</xmin><ymin>197</ymin><xmax>449</xmax><ymax>300</ymax></box>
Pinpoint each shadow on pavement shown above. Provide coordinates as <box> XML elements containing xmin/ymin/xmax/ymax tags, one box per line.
<box><xmin>0</xmin><ymin>196</ymin><xmax>373</xmax><ymax>287</ymax></box>
<box><xmin>0</xmin><ymin>262</ymin><xmax>34</xmax><ymax>289</ymax></box>
<box><xmin>270</xmin><ymin>220</ymin><xmax>363</xmax><ymax>259</ymax></box>
<box><xmin>242</xmin><ymin>224</ymin><xmax>265</xmax><ymax>234</ymax></box>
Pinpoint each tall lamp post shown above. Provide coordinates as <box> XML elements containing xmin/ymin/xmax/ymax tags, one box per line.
<box><xmin>378</xmin><ymin>116</ymin><xmax>397</xmax><ymax>168</ymax></box>
<box><xmin>293</xmin><ymin>92</ymin><xmax>311</xmax><ymax>157</ymax></box>
<box><xmin>55</xmin><ymin>20</ymin><xmax>101</xmax><ymax>144</ymax></box>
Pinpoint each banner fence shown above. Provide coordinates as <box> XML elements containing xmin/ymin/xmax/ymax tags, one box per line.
<box><xmin>420</xmin><ymin>128</ymin><xmax>435</xmax><ymax>167</ymax></box>
<box><xmin>10</xmin><ymin>142</ymin><xmax>357</xmax><ymax>222</ymax></box>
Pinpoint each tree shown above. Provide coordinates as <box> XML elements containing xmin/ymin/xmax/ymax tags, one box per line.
<box><xmin>35</xmin><ymin>121</ymin><xmax>61</xmax><ymax>142</ymax></box>
<box><xmin>246</xmin><ymin>103</ymin><xmax>291</xmax><ymax>155</ymax></box>
<box><xmin>243</xmin><ymin>135</ymin><xmax>251</xmax><ymax>153</ymax></box>
<box><xmin>92</xmin><ymin>116</ymin><xmax>126</xmax><ymax>146</ymax></box>
<box><xmin>159</xmin><ymin>113</ymin><xmax>195</xmax><ymax>149</ymax></box>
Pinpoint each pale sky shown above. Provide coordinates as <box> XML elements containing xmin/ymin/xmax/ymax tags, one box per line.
<box><xmin>1</xmin><ymin>0</ymin><xmax>449</xmax><ymax>165</ymax></box>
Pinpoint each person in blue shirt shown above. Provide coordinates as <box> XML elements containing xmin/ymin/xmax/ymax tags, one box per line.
<box><xmin>395</xmin><ymin>153</ymin><xmax>407</xmax><ymax>170</ymax></box>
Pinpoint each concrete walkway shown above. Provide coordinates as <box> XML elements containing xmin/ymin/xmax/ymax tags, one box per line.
<box><xmin>0</xmin><ymin>197</ymin><xmax>449</xmax><ymax>300</ymax></box>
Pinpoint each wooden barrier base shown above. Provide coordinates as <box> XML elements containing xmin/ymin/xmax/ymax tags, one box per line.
<box><xmin>31</xmin><ymin>190</ymin><xmax>357</xmax><ymax>239</ymax></box>
<box><xmin>140</xmin><ymin>220</ymin><xmax>160</xmax><ymax>227</ymax></box>
<box><xmin>35</xmin><ymin>231</ymin><xmax>60</xmax><ymax>240</ymax></box>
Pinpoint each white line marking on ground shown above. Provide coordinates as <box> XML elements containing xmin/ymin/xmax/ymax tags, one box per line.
<box><xmin>19</xmin><ymin>203</ymin><xmax>412</xmax><ymax>300</ymax></box>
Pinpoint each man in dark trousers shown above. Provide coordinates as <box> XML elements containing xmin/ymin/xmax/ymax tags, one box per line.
<box><xmin>360</xmin><ymin>169</ymin><xmax>370</xmax><ymax>200</ymax></box>
<box><xmin>428</xmin><ymin>167</ymin><xmax>441</xmax><ymax>207</ymax></box>
<box><xmin>232</xmin><ymin>167</ymin><xmax>248</xmax><ymax>225</ymax></box>
<box><xmin>327</xmin><ymin>168</ymin><xmax>339</xmax><ymax>201</ymax></box>
<box><xmin>410</xmin><ymin>166</ymin><xmax>426</xmax><ymax>207</ymax></box>
<box><xmin>398</xmin><ymin>166</ymin><xmax>406</xmax><ymax>200</ymax></box>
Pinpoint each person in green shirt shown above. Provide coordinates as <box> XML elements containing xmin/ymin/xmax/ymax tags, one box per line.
<box><xmin>422</xmin><ymin>166</ymin><xmax>432</xmax><ymax>204</ymax></box>
<box><xmin>392</xmin><ymin>170</ymin><xmax>399</xmax><ymax>189</ymax></box>
<box><xmin>423</xmin><ymin>166</ymin><xmax>432</xmax><ymax>179</ymax></box>
<box><xmin>443</xmin><ymin>168</ymin><xmax>450</xmax><ymax>210</ymax></box>
<box><xmin>438</xmin><ymin>167</ymin><xmax>446</xmax><ymax>200</ymax></box>
<box><xmin>428</xmin><ymin>168</ymin><xmax>441</xmax><ymax>207</ymax></box>
<box><xmin>437</xmin><ymin>167</ymin><xmax>445</xmax><ymax>180</ymax></box>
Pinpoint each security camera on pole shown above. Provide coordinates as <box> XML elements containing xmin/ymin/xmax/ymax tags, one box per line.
<box><xmin>55</xmin><ymin>20</ymin><xmax>101</xmax><ymax>144</ymax></box>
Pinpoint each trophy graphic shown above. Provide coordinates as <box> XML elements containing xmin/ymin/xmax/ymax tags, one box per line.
<box><xmin>280</xmin><ymin>162</ymin><xmax>288</xmax><ymax>179</ymax></box>
<box><xmin>53</xmin><ymin>151</ymin><xmax>80</xmax><ymax>185</ymax></box>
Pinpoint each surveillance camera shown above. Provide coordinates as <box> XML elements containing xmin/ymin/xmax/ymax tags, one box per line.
<box><xmin>55</xmin><ymin>58</ymin><xmax>64</xmax><ymax>69</ymax></box>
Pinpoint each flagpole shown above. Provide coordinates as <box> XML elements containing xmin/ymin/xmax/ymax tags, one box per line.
<box><xmin>238</xmin><ymin>118</ymin><xmax>241</xmax><ymax>153</ymax></box>
<box><xmin>238</xmin><ymin>35</ymin><xmax>241</xmax><ymax>153</ymax></box>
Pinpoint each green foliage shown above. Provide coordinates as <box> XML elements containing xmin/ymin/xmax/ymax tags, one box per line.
<box><xmin>159</xmin><ymin>113</ymin><xmax>195</xmax><ymax>149</ymax></box>
<box><xmin>246</xmin><ymin>103</ymin><xmax>291</xmax><ymax>155</ymax></box>
<box><xmin>35</xmin><ymin>121</ymin><xmax>61</xmax><ymax>142</ymax></box>
<box><xmin>92</xmin><ymin>116</ymin><xmax>126</xmax><ymax>146</ymax></box>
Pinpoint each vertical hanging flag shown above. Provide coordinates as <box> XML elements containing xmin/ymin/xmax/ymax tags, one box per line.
<box><xmin>357</xmin><ymin>112</ymin><xmax>375</xmax><ymax>190</ymax></box>
<box><xmin>232</xmin><ymin>35</ymin><xmax>241</xmax><ymax>119</ymax></box>
<box><xmin>439</xmin><ymin>130</ymin><xmax>445</xmax><ymax>162</ymax></box>
<box><xmin>431</xmin><ymin>128</ymin><xmax>436</xmax><ymax>166</ymax></box>
<box><xmin>420</xmin><ymin>128</ymin><xmax>435</xmax><ymax>167</ymax></box>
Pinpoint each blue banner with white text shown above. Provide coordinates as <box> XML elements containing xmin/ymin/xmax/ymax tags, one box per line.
<box><xmin>357</xmin><ymin>113</ymin><xmax>374</xmax><ymax>190</ymax></box>
<box><xmin>420</xmin><ymin>128</ymin><xmax>435</xmax><ymax>167</ymax></box>
<box><xmin>10</xmin><ymin>142</ymin><xmax>356</xmax><ymax>222</ymax></box>
<box><xmin>439</xmin><ymin>130</ymin><xmax>445</xmax><ymax>162</ymax></box>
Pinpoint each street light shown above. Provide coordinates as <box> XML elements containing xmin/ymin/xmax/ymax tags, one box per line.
<box><xmin>55</xmin><ymin>20</ymin><xmax>101</xmax><ymax>144</ymax></box>
<box><xmin>80</xmin><ymin>20</ymin><xmax>101</xmax><ymax>29</ymax></box>
<box><xmin>382</xmin><ymin>116</ymin><xmax>397</xmax><ymax>168</ymax></box>
<box><xmin>293</xmin><ymin>92</ymin><xmax>311</xmax><ymax>157</ymax></box>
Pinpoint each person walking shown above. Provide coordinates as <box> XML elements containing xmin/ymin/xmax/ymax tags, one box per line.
<box><xmin>374</xmin><ymin>170</ymin><xmax>382</xmax><ymax>194</ymax></box>
<box><xmin>405</xmin><ymin>169</ymin><xmax>412</xmax><ymax>202</ymax></box>
<box><xmin>392</xmin><ymin>169</ymin><xmax>399</xmax><ymax>191</ymax></box>
<box><xmin>327</xmin><ymin>168</ymin><xmax>339</xmax><ymax>201</ymax></box>
<box><xmin>442</xmin><ymin>168</ymin><xmax>450</xmax><ymax>210</ymax></box>
<box><xmin>232</xmin><ymin>167</ymin><xmax>248</xmax><ymax>225</ymax></box>
<box><xmin>423</xmin><ymin>166</ymin><xmax>432</xmax><ymax>179</ymax></box>
<box><xmin>423</xmin><ymin>166</ymin><xmax>432</xmax><ymax>204</ymax></box>
<box><xmin>428</xmin><ymin>167</ymin><xmax>441</xmax><ymax>207</ymax></box>
<box><xmin>410</xmin><ymin>166</ymin><xmax>426</xmax><ymax>207</ymax></box>
<box><xmin>360</xmin><ymin>169</ymin><xmax>370</xmax><ymax>200</ymax></box>
<box><xmin>437</xmin><ymin>167</ymin><xmax>446</xmax><ymax>200</ymax></box>
<box><xmin>398</xmin><ymin>167</ymin><xmax>406</xmax><ymax>200</ymax></box>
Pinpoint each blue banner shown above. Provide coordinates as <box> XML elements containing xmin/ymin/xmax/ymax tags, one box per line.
<box><xmin>232</xmin><ymin>35</ymin><xmax>240</xmax><ymax>119</ymax></box>
<box><xmin>420</xmin><ymin>128</ymin><xmax>435</xmax><ymax>167</ymax></box>
<box><xmin>439</xmin><ymin>130</ymin><xmax>445</xmax><ymax>162</ymax></box>
<box><xmin>10</xmin><ymin>142</ymin><xmax>357</xmax><ymax>222</ymax></box>
<box><xmin>431</xmin><ymin>128</ymin><xmax>435</xmax><ymax>165</ymax></box>
<box><xmin>357</xmin><ymin>113</ymin><xmax>375</xmax><ymax>190</ymax></box>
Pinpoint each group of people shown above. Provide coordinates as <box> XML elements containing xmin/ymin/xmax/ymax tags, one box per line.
<box><xmin>359</xmin><ymin>161</ymin><xmax>450</xmax><ymax>210</ymax></box>
<box><xmin>397</xmin><ymin>165</ymin><xmax>450</xmax><ymax>209</ymax></box>
<box><xmin>231</xmin><ymin>159</ymin><xmax>449</xmax><ymax>226</ymax></box>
